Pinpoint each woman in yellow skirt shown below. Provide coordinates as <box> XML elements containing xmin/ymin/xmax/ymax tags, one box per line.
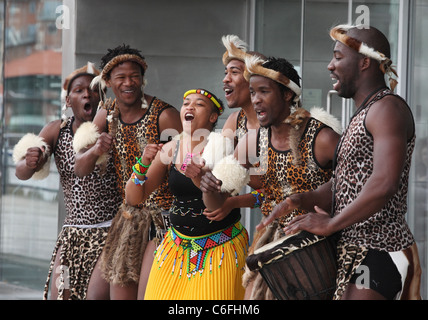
<box><xmin>125</xmin><ymin>88</ymin><xmax>249</xmax><ymax>299</ymax></box>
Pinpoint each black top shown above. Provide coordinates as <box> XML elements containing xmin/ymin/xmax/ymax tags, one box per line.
<box><xmin>168</xmin><ymin>142</ymin><xmax>240</xmax><ymax>236</ymax></box>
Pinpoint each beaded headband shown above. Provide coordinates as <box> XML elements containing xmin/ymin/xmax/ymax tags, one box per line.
<box><xmin>183</xmin><ymin>89</ymin><xmax>224</xmax><ymax>115</ymax></box>
<box><xmin>330</xmin><ymin>24</ymin><xmax>398</xmax><ymax>91</ymax></box>
<box><xmin>244</xmin><ymin>55</ymin><xmax>302</xmax><ymax>103</ymax></box>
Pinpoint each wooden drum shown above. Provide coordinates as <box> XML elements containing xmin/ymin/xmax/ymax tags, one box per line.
<box><xmin>246</xmin><ymin>231</ymin><xmax>338</xmax><ymax>300</ymax></box>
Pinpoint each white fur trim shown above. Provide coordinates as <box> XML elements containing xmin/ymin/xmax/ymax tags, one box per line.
<box><xmin>13</xmin><ymin>133</ymin><xmax>51</xmax><ymax>180</ymax></box>
<box><xmin>359</xmin><ymin>44</ymin><xmax>386</xmax><ymax>63</ymax></box>
<box><xmin>244</xmin><ymin>55</ymin><xmax>302</xmax><ymax>98</ymax></box>
<box><xmin>222</xmin><ymin>35</ymin><xmax>249</xmax><ymax>65</ymax></box>
<box><xmin>310</xmin><ymin>107</ymin><xmax>343</xmax><ymax>135</ymax></box>
<box><xmin>73</xmin><ymin>122</ymin><xmax>107</xmax><ymax>165</ymax></box>
<box><xmin>13</xmin><ymin>133</ymin><xmax>49</xmax><ymax>163</ymax></box>
<box><xmin>201</xmin><ymin>132</ymin><xmax>234</xmax><ymax>170</ymax></box>
<box><xmin>86</xmin><ymin>61</ymin><xmax>95</xmax><ymax>74</ymax></box>
<box><xmin>212</xmin><ymin>155</ymin><xmax>250</xmax><ymax>196</ymax></box>
<box><xmin>222</xmin><ymin>35</ymin><xmax>248</xmax><ymax>53</ymax></box>
<box><xmin>90</xmin><ymin>74</ymin><xmax>106</xmax><ymax>92</ymax></box>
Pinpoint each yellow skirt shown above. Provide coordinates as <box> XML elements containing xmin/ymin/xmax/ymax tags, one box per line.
<box><xmin>144</xmin><ymin>221</ymin><xmax>249</xmax><ymax>300</ymax></box>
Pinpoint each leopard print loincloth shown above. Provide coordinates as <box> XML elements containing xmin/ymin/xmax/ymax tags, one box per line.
<box><xmin>43</xmin><ymin>226</ymin><xmax>109</xmax><ymax>300</ymax></box>
<box><xmin>333</xmin><ymin>239</ymin><xmax>368</xmax><ymax>300</ymax></box>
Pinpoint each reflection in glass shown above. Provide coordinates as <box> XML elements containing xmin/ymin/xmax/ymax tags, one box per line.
<box><xmin>1</xmin><ymin>0</ymin><xmax>62</xmax><ymax>294</ymax></box>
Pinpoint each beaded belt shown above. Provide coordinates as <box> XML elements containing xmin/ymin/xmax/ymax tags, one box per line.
<box><xmin>167</xmin><ymin>221</ymin><xmax>245</xmax><ymax>278</ymax></box>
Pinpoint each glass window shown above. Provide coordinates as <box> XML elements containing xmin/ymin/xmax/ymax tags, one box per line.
<box><xmin>254</xmin><ymin>0</ymin><xmax>426</xmax><ymax>297</ymax></box>
<box><xmin>1</xmin><ymin>0</ymin><xmax>62</xmax><ymax>296</ymax></box>
<box><xmin>409</xmin><ymin>0</ymin><xmax>428</xmax><ymax>299</ymax></box>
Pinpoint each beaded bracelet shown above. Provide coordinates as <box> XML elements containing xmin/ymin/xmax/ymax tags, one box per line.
<box><xmin>251</xmin><ymin>189</ymin><xmax>265</xmax><ymax>208</ymax></box>
<box><xmin>131</xmin><ymin>171</ymin><xmax>147</xmax><ymax>186</ymax></box>
<box><xmin>133</xmin><ymin>157</ymin><xmax>151</xmax><ymax>176</ymax></box>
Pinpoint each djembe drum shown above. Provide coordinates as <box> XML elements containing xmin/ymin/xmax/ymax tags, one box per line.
<box><xmin>246</xmin><ymin>231</ymin><xmax>338</xmax><ymax>300</ymax></box>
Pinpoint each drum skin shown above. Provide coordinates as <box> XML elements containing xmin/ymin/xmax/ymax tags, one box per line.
<box><xmin>246</xmin><ymin>231</ymin><xmax>338</xmax><ymax>300</ymax></box>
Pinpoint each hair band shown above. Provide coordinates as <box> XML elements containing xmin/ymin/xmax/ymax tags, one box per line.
<box><xmin>183</xmin><ymin>89</ymin><xmax>224</xmax><ymax>115</ymax></box>
<box><xmin>330</xmin><ymin>24</ymin><xmax>398</xmax><ymax>91</ymax></box>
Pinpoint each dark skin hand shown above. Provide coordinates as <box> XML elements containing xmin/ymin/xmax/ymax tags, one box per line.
<box><xmin>23</xmin><ymin>146</ymin><xmax>47</xmax><ymax>171</ymax></box>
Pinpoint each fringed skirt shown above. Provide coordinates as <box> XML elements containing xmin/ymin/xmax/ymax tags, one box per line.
<box><xmin>144</xmin><ymin>221</ymin><xmax>249</xmax><ymax>300</ymax></box>
<box><xmin>100</xmin><ymin>203</ymin><xmax>164</xmax><ymax>286</ymax></box>
<box><xmin>43</xmin><ymin>225</ymin><xmax>109</xmax><ymax>300</ymax></box>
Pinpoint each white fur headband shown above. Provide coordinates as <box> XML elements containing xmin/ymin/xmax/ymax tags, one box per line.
<box><xmin>222</xmin><ymin>35</ymin><xmax>249</xmax><ymax>66</ymax></box>
<box><xmin>330</xmin><ymin>24</ymin><xmax>398</xmax><ymax>91</ymax></box>
<box><xmin>244</xmin><ymin>55</ymin><xmax>302</xmax><ymax>103</ymax></box>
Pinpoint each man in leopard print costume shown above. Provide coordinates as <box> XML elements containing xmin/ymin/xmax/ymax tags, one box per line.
<box><xmin>74</xmin><ymin>45</ymin><xmax>182</xmax><ymax>299</ymax></box>
<box><xmin>221</xmin><ymin>35</ymin><xmax>260</xmax><ymax>143</ymax></box>
<box><xmin>199</xmin><ymin>36</ymin><xmax>266</xmax><ymax>232</ymax></box>
<box><xmin>14</xmin><ymin>63</ymin><xmax>122</xmax><ymax>299</ymax></box>
<box><xmin>262</xmin><ymin>25</ymin><xmax>422</xmax><ymax>300</ymax></box>
<box><xmin>200</xmin><ymin>56</ymin><xmax>341</xmax><ymax>299</ymax></box>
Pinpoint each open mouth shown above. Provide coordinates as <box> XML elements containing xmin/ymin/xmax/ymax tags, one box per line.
<box><xmin>331</xmin><ymin>74</ymin><xmax>340</xmax><ymax>91</ymax></box>
<box><xmin>224</xmin><ymin>87</ymin><xmax>233</xmax><ymax>97</ymax></box>
<box><xmin>184</xmin><ymin>113</ymin><xmax>195</xmax><ymax>121</ymax></box>
<box><xmin>83</xmin><ymin>102</ymin><xmax>92</xmax><ymax>113</ymax></box>
<box><xmin>255</xmin><ymin>109</ymin><xmax>267</xmax><ymax>121</ymax></box>
<box><xmin>122</xmin><ymin>89</ymin><xmax>136</xmax><ymax>97</ymax></box>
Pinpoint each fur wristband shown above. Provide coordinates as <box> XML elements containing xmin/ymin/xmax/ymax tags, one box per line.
<box><xmin>212</xmin><ymin>154</ymin><xmax>250</xmax><ymax>196</ymax></box>
<box><xmin>12</xmin><ymin>133</ymin><xmax>51</xmax><ymax>180</ymax></box>
<box><xmin>73</xmin><ymin>121</ymin><xmax>108</xmax><ymax>165</ymax></box>
<box><xmin>201</xmin><ymin>132</ymin><xmax>234</xmax><ymax>170</ymax></box>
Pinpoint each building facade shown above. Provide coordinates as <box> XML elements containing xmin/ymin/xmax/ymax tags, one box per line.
<box><xmin>0</xmin><ymin>0</ymin><xmax>427</xmax><ymax>298</ymax></box>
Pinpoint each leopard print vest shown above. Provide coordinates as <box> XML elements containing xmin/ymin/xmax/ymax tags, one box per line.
<box><xmin>235</xmin><ymin>109</ymin><xmax>248</xmax><ymax>141</ymax></box>
<box><xmin>333</xmin><ymin>88</ymin><xmax>415</xmax><ymax>251</ymax></box>
<box><xmin>54</xmin><ymin>117</ymin><xmax>122</xmax><ymax>226</ymax></box>
<box><xmin>258</xmin><ymin>118</ymin><xmax>333</xmax><ymax>227</ymax></box>
<box><xmin>107</xmin><ymin>97</ymin><xmax>174</xmax><ymax>210</ymax></box>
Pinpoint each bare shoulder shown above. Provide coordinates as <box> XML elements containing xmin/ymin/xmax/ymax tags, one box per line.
<box><xmin>222</xmin><ymin>110</ymin><xmax>240</xmax><ymax>140</ymax></box>
<box><xmin>159</xmin><ymin>105</ymin><xmax>182</xmax><ymax>135</ymax></box>
<box><xmin>38</xmin><ymin>119</ymin><xmax>62</xmax><ymax>150</ymax></box>
<box><xmin>223</xmin><ymin>110</ymin><xmax>241</xmax><ymax>128</ymax></box>
<box><xmin>366</xmin><ymin>94</ymin><xmax>414</xmax><ymax>139</ymax></box>
<box><xmin>316</xmin><ymin>126</ymin><xmax>341</xmax><ymax>147</ymax></box>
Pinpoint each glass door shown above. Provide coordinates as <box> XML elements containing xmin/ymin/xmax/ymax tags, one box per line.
<box><xmin>408</xmin><ymin>0</ymin><xmax>428</xmax><ymax>299</ymax></box>
<box><xmin>0</xmin><ymin>0</ymin><xmax>62</xmax><ymax>295</ymax></box>
<box><xmin>253</xmin><ymin>0</ymin><xmax>426</xmax><ymax>297</ymax></box>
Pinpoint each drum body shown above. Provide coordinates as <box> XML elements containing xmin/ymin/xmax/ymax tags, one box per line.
<box><xmin>246</xmin><ymin>231</ymin><xmax>337</xmax><ymax>300</ymax></box>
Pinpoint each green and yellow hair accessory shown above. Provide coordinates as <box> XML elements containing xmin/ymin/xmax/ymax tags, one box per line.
<box><xmin>183</xmin><ymin>89</ymin><xmax>224</xmax><ymax>115</ymax></box>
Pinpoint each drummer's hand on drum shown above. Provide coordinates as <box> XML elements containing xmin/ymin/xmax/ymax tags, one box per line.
<box><xmin>256</xmin><ymin>196</ymin><xmax>300</xmax><ymax>231</ymax></box>
<box><xmin>283</xmin><ymin>206</ymin><xmax>333</xmax><ymax>237</ymax></box>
